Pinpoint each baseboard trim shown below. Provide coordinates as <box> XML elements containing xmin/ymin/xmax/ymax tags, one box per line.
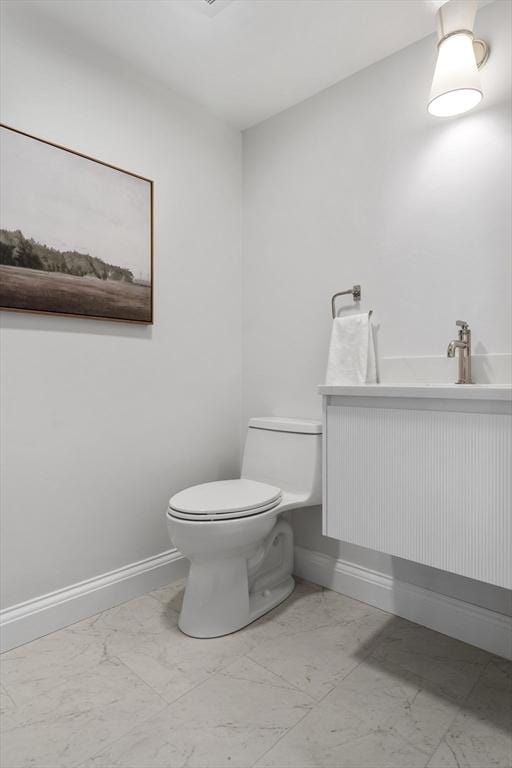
<box><xmin>294</xmin><ymin>545</ymin><xmax>512</xmax><ymax>660</ymax></box>
<box><xmin>0</xmin><ymin>549</ymin><xmax>188</xmax><ymax>653</ymax></box>
<box><xmin>3</xmin><ymin>545</ymin><xmax>509</xmax><ymax>658</ymax></box>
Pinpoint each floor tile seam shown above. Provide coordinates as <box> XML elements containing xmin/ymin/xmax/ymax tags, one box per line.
<box><xmin>311</xmin><ymin>653</ymin><xmax>372</xmax><ymax>706</ymax></box>
<box><xmin>75</xmin><ymin>718</ymin><xmax>169</xmax><ymax>768</ymax></box>
<box><xmin>78</xmin><ymin>600</ymin><xmax>149</xmax><ymax>632</ymax></box>
<box><xmin>1</xmin><ymin>653</ymin><xmax>171</xmax><ymax>752</ymax></box>
<box><xmin>1</xmin><ymin>613</ymin><xmax>117</xmax><ymax>658</ymax></box>
<box><xmin>2</xmin><ymin>648</ymin><xmax>174</xmax><ymax>715</ymax></box>
<box><xmin>0</xmin><ymin>681</ymin><xmax>15</xmax><ymax>697</ymax></box>
<box><xmin>77</xmin><ymin>703</ymin><xmax>294</xmax><ymax>768</ymax></box>
<box><xmin>0</xmin><ymin>664</ymin><xmax>109</xmax><ymax>714</ymax></box>
<box><xmin>455</xmin><ymin>655</ymin><xmax>495</xmax><ymax>715</ymax></box>
<box><xmin>249</xmin><ymin>704</ymin><xmax>318</xmax><ymax>768</ymax></box>
<box><xmin>214</xmin><ymin>666</ymin><xmax>315</xmax><ymax>697</ymax></box>
<box><xmin>384</xmin><ymin>723</ymin><xmax>453</xmax><ymax>761</ymax></box>
<box><xmin>0</xmin><ymin>681</ymin><xmax>19</xmax><ymax>712</ymax></box>
<box><xmin>240</xmin><ymin>654</ymin><xmax>318</xmax><ymax>704</ymax></box>
<box><xmin>310</xmin><ymin>631</ymin><xmax>452</xmax><ymax>708</ymax></box>
<box><xmin>245</xmin><ymin>622</ymin><xmax>384</xmax><ymax>706</ymax></box>
<box><xmin>321</xmin><ymin>592</ymin><xmax>392</xmax><ymax>620</ymax></box>
<box><xmin>146</xmin><ymin>590</ymin><xmax>182</xmax><ymax>615</ymax></box>
<box><xmin>3</xmin><ymin>587</ymin><xmax>181</xmax><ymax>657</ymax></box>
<box><xmin>305</xmin><ymin>725</ymin><xmax>432</xmax><ymax>760</ymax></box>
<box><xmin>243</xmin><ymin>652</ymin><xmax>319</xmax><ymax>700</ymax></box>
<box><xmin>0</xmin><ymin>625</ymin><xmax>367</xmax><ymax>717</ymax></box>
<box><xmin>246</xmin><ymin>613</ymin><xmax>376</xmax><ymax>645</ymax></box>
<box><xmin>251</xmin><ymin>702</ymin><xmax>461</xmax><ymax>768</ymax></box>
<box><xmin>385</xmin><ymin>660</ymin><xmax>479</xmax><ymax>768</ymax></box>
<box><xmin>328</xmin><ymin>650</ymin><xmax>476</xmax><ymax>711</ymax></box>
<box><xmin>103</xmin><ymin>652</ymin><xmax>177</xmax><ymax>707</ymax></box>
<box><xmin>269</xmin><ymin>618</ymin><xmax>343</xmax><ymax>638</ymax></box>
<box><xmin>425</xmin><ymin>736</ymin><xmax>460</xmax><ymax>768</ymax></box>
<box><xmin>359</xmin><ymin>632</ymin><xmax>493</xmax><ymax>682</ymax></box>
<box><xmin>79</xmin><ymin>592</ymin><xmax>180</xmax><ymax>636</ymax></box>
<box><xmin>371</xmin><ymin>645</ymin><xmax>492</xmax><ymax>668</ymax></box>
<box><xmin>423</xmin><ymin>738</ymin><xmax>452</xmax><ymax>768</ymax></box>
<box><xmin>155</xmin><ymin>650</ymin><xmax>271</xmax><ymax>706</ymax></box>
<box><xmin>71</xmin><ymin>693</ymin><xmax>172</xmax><ymax>768</ymax></box>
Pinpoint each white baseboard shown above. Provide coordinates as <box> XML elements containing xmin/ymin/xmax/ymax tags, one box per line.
<box><xmin>294</xmin><ymin>545</ymin><xmax>512</xmax><ymax>660</ymax></box>
<box><xmin>3</xmin><ymin>545</ymin><xmax>509</xmax><ymax>659</ymax></box>
<box><xmin>0</xmin><ymin>549</ymin><xmax>188</xmax><ymax>653</ymax></box>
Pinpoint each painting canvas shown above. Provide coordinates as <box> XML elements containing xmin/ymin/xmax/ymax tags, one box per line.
<box><xmin>0</xmin><ymin>125</ymin><xmax>153</xmax><ymax>323</ymax></box>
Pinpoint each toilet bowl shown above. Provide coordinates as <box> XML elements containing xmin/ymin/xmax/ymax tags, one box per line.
<box><xmin>166</xmin><ymin>416</ymin><xmax>322</xmax><ymax>638</ymax></box>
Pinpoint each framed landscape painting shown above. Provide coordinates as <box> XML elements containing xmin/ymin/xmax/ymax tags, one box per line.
<box><xmin>0</xmin><ymin>124</ymin><xmax>153</xmax><ymax>323</ymax></box>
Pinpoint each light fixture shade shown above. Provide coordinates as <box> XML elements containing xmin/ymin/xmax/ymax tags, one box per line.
<box><xmin>428</xmin><ymin>31</ymin><xmax>482</xmax><ymax>117</ymax></box>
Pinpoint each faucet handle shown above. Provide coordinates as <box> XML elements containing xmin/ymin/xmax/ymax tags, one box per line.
<box><xmin>456</xmin><ymin>320</ymin><xmax>469</xmax><ymax>330</ymax></box>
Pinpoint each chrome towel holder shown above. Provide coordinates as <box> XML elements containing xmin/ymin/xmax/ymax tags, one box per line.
<box><xmin>331</xmin><ymin>284</ymin><xmax>361</xmax><ymax>318</ymax></box>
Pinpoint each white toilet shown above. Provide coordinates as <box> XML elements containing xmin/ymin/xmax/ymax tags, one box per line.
<box><xmin>166</xmin><ymin>416</ymin><xmax>322</xmax><ymax>638</ymax></box>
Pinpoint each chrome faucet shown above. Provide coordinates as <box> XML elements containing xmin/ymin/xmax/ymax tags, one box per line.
<box><xmin>447</xmin><ymin>320</ymin><xmax>473</xmax><ymax>384</ymax></box>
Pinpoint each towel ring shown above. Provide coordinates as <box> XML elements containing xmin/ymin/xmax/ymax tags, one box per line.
<box><xmin>331</xmin><ymin>284</ymin><xmax>361</xmax><ymax>318</ymax></box>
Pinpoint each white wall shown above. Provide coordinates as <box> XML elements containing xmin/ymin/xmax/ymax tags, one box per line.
<box><xmin>242</xmin><ymin>0</ymin><xmax>511</xmax><ymax>614</ymax></box>
<box><xmin>1</xmin><ymin>0</ymin><xmax>510</xmax><ymax>625</ymax></box>
<box><xmin>0</xmin><ymin>4</ymin><xmax>242</xmax><ymax>609</ymax></box>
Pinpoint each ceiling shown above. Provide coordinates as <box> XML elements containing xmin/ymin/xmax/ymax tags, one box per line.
<box><xmin>3</xmin><ymin>0</ymin><xmax>494</xmax><ymax>129</ymax></box>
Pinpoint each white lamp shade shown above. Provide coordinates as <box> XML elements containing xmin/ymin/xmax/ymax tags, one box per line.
<box><xmin>428</xmin><ymin>32</ymin><xmax>482</xmax><ymax>117</ymax></box>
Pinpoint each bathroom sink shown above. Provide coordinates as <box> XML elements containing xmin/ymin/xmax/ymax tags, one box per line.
<box><xmin>317</xmin><ymin>383</ymin><xmax>512</xmax><ymax>400</ymax></box>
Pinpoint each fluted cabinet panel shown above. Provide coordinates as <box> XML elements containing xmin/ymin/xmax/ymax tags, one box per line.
<box><xmin>324</xmin><ymin>405</ymin><xmax>512</xmax><ymax>588</ymax></box>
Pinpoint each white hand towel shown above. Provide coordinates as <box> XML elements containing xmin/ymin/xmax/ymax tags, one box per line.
<box><xmin>325</xmin><ymin>312</ymin><xmax>377</xmax><ymax>385</ymax></box>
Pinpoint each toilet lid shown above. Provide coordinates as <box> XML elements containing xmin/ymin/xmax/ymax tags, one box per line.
<box><xmin>168</xmin><ymin>479</ymin><xmax>282</xmax><ymax>521</ymax></box>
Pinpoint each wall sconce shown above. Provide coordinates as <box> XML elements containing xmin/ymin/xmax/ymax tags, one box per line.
<box><xmin>428</xmin><ymin>0</ymin><xmax>490</xmax><ymax>117</ymax></box>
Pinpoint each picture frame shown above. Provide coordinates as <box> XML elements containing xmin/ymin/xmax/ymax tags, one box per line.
<box><xmin>0</xmin><ymin>124</ymin><xmax>153</xmax><ymax>324</ymax></box>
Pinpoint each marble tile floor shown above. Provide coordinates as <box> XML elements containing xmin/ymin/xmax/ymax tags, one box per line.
<box><xmin>0</xmin><ymin>578</ymin><xmax>510</xmax><ymax>768</ymax></box>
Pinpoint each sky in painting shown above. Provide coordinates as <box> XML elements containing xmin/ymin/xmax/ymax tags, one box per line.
<box><xmin>0</xmin><ymin>127</ymin><xmax>151</xmax><ymax>281</ymax></box>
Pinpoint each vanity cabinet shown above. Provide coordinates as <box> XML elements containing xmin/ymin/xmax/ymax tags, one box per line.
<box><xmin>319</xmin><ymin>386</ymin><xmax>512</xmax><ymax>589</ymax></box>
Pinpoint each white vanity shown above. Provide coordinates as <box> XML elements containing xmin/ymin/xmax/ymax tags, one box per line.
<box><xmin>318</xmin><ymin>384</ymin><xmax>512</xmax><ymax>590</ymax></box>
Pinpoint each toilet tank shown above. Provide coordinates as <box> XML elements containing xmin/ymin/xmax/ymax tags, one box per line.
<box><xmin>241</xmin><ymin>417</ymin><xmax>322</xmax><ymax>504</ymax></box>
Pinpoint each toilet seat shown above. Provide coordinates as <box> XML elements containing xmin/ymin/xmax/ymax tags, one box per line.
<box><xmin>168</xmin><ymin>478</ymin><xmax>282</xmax><ymax>522</ymax></box>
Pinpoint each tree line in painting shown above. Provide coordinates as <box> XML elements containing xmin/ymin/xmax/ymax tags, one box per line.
<box><xmin>0</xmin><ymin>228</ymin><xmax>135</xmax><ymax>283</ymax></box>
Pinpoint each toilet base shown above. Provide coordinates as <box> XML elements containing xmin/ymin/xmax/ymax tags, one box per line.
<box><xmin>175</xmin><ymin>517</ymin><xmax>296</xmax><ymax>639</ymax></box>
<box><xmin>248</xmin><ymin>575</ymin><xmax>295</xmax><ymax>625</ymax></box>
<box><xmin>178</xmin><ymin>575</ymin><xmax>295</xmax><ymax>639</ymax></box>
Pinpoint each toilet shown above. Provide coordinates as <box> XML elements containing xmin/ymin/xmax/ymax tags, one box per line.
<box><xmin>166</xmin><ymin>416</ymin><xmax>322</xmax><ymax>638</ymax></box>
